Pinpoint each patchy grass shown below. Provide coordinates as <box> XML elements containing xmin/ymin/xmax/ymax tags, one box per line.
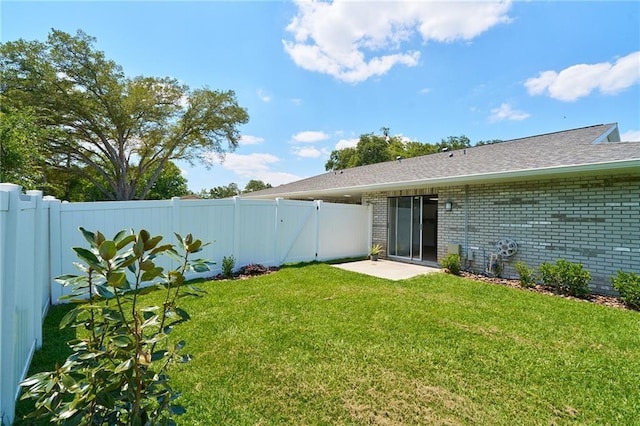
<box><xmin>16</xmin><ymin>264</ymin><xmax>640</xmax><ymax>425</ymax></box>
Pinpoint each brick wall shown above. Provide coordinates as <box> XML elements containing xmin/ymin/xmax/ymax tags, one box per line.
<box><xmin>362</xmin><ymin>191</ymin><xmax>389</xmax><ymax>256</ymax></box>
<box><xmin>364</xmin><ymin>173</ymin><xmax>639</xmax><ymax>294</ymax></box>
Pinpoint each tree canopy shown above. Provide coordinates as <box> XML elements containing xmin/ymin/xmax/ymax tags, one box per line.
<box><xmin>196</xmin><ymin>180</ymin><xmax>273</xmax><ymax>199</ymax></box>
<box><xmin>0</xmin><ymin>29</ymin><xmax>249</xmax><ymax>200</ymax></box>
<box><xmin>243</xmin><ymin>179</ymin><xmax>272</xmax><ymax>193</ymax></box>
<box><xmin>325</xmin><ymin>129</ymin><xmax>475</xmax><ymax>171</ymax></box>
<box><xmin>0</xmin><ymin>102</ymin><xmax>46</xmax><ymax>188</ymax></box>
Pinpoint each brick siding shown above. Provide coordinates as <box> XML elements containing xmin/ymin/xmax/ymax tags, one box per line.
<box><xmin>364</xmin><ymin>173</ymin><xmax>639</xmax><ymax>294</ymax></box>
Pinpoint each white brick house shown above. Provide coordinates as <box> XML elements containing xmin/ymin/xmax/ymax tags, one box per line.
<box><xmin>245</xmin><ymin>123</ymin><xmax>640</xmax><ymax>294</ymax></box>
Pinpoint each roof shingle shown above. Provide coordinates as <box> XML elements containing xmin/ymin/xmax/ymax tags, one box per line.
<box><xmin>246</xmin><ymin>123</ymin><xmax>640</xmax><ymax>200</ymax></box>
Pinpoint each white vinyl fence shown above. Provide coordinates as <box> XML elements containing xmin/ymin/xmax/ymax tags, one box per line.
<box><xmin>0</xmin><ymin>184</ymin><xmax>52</xmax><ymax>426</ymax></box>
<box><xmin>0</xmin><ymin>184</ymin><xmax>371</xmax><ymax>424</ymax></box>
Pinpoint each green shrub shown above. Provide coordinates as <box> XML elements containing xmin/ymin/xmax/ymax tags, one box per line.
<box><xmin>222</xmin><ymin>254</ymin><xmax>236</xmax><ymax>278</ymax></box>
<box><xmin>611</xmin><ymin>271</ymin><xmax>640</xmax><ymax>310</ymax></box>
<box><xmin>20</xmin><ymin>228</ymin><xmax>212</xmax><ymax>425</ymax></box>
<box><xmin>538</xmin><ymin>259</ymin><xmax>591</xmax><ymax>298</ymax></box>
<box><xmin>514</xmin><ymin>261</ymin><xmax>536</xmax><ymax>288</ymax></box>
<box><xmin>441</xmin><ymin>253</ymin><xmax>461</xmax><ymax>275</ymax></box>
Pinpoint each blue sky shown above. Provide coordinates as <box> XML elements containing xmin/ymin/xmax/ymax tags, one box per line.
<box><xmin>3</xmin><ymin>1</ymin><xmax>639</xmax><ymax>193</ymax></box>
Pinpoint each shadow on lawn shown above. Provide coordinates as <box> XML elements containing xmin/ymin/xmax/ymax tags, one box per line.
<box><xmin>13</xmin><ymin>303</ymin><xmax>77</xmax><ymax>425</ymax></box>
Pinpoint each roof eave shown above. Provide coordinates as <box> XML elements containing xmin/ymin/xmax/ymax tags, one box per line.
<box><xmin>244</xmin><ymin>158</ymin><xmax>640</xmax><ymax>200</ymax></box>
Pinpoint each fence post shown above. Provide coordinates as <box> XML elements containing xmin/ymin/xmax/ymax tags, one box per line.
<box><xmin>26</xmin><ymin>191</ymin><xmax>45</xmax><ymax>348</ymax></box>
<box><xmin>314</xmin><ymin>200</ymin><xmax>322</xmax><ymax>261</ymax></box>
<box><xmin>274</xmin><ymin>198</ymin><xmax>282</xmax><ymax>265</ymax></box>
<box><xmin>48</xmin><ymin>198</ymin><xmax>63</xmax><ymax>304</ymax></box>
<box><xmin>0</xmin><ymin>183</ymin><xmax>21</xmax><ymax>425</ymax></box>
<box><xmin>232</xmin><ymin>196</ymin><xmax>241</xmax><ymax>263</ymax></box>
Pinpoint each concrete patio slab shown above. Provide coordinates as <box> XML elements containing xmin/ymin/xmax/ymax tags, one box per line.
<box><xmin>331</xmin><ymin>259</ymin><xmax>441</xmax><ymax>281</ymax></box>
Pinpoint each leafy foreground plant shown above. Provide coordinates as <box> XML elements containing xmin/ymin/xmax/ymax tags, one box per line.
<box><xmin>20</xmin><ymin>228</ymin><xmax>212</xmax><ymax>425</ymax></box>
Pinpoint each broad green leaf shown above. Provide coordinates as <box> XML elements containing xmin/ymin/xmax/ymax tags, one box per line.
<box><xmin>151</xmin><ymin>350</ymin><xmax>168</xmax><ymax>361</ymax></box>
<box><xmin>99</xmin><ymin>240</ymin><xmax>117</xmax><ymax>260</ymax></box>
<box><xmin>117</xmin><ymin>254</ymin><xmax>137</xmax><ymax>269</ymax></box>
<box><xmin>133</xmin><ymin>237</ymin><xmax>145</xmax><ymax>257</ymax></box>
<box><xmin>72</xmin><ymin>262</ymin><xmax>89</xmax><ymax>273</ymax></box>
<box><xmin>78</xmin><ymin>352</ymin><xmax>101</xmax><ymax>360</ymax></box>
<box><xmin>60</xmin><ymin>374</ymin><xmax>76</xmax><ymax>389</ymax></box>
<box><xmin>95</xmin><ymin>231</ymin><xmax>105</xmax><ymax>247</ymax></box>
<box><xmin>111</xmin><ymin>335</ymin><xmax>134</xmax><ymax>348</ymax></box>
<box><xmin>140</xmin><ymin>259</ymin><xmax>155</xmax><ymax>271</ymax></box>
<box><xmin>103</xmin><ymin>309</ymin><xmax>124</xmax><ymax>322</ymax></box>
<box><xmin>112</xmin><ymin>229</ymin><xmax>128</xmax><ymax>243</ymax></box>
<box><xmin>186</xmin><ymin>240</ymin><xmax>202</xmax><ymax>252</ymax></box>
<box><xmin>20</xmin><ymin>372</ymin><xmax>52</xmax><ymax>387</ymax></box>
<box><xmin>114</xmin><ymin>358</ymin><xmax>133</xmax><ymax>373</ymax></box>
<box><xmin>73</xmin><ymin>247</ymin><xmax>101</xmax><ymax>268</ymax></box>
<box><xmin>141</xmin><ymin>315</ymin><xmax>159</xmax><ymax>329</ymax></box>
<box><xmin>175</xmin><ymin>308</ymin><xmax>190</xmax><ymax>321</ymax></box>
<box><xmin>115</xmin><ymin>234</ymin><xmax>136</xmax><ymax>250</ymax></box>
<box><xmin>169</xmin><ymin>405</ymin><xmax>186</xmax><ymax>415</ymax></box>
<box><xmin>149</xmin><ymin>244</ymin><xmax>174</xmax><ymax>256</ymax></box>
<box><xmin>174</xmin><ymin>233</ymin><xmax>183</xmax><ymax>245</ymax></box>
<box><xmin>107</xmin><ymin>271</ymin><xmax>127</xmax><ymax>288</ymax></box>
<box><xmin>57</xmin><ymin>406</ymin><xmax>78</xmax><ymax>420</ymax></box>
<box><xmin>192</xmin><ymin>262</ymin><xmax>210</xmax><ymax>273</ymax></box>
<box><xmin>95</xmin><ymin>284</ymin><xmax>115</xmax><ymax>299</ymax></box>
<box><xmin>139</xmin><ymin>229</ymin><xmax>150</xmax><ymax>243</ymax></box>
<box><xmin>79</xmin><ymin>227</ymin><xmax>96</xmax><ymax>246</ymax></box>
<box><xmin>141</xmin><ymin>267</ymin><xmax>163</xmax><ymax>282</ymax></box>
<box><xmin>59</xmin><ymin>307</ymin><xmax>79</xmax><ymax>329</ymax></box>
<box><xmin>144</xmin><ymin>235</ymin><xmax>163</xmax><ymax>250</ymax></box>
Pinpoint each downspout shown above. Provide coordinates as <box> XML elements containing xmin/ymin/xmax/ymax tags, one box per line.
<box><xmin>464</xmin><ymin>185</ymin><xmax>469</xmax><ymax>266</ymax></box>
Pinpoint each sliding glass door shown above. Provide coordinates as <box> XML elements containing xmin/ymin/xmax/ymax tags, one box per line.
<box><xmin>388</xmin><ymin>196</ymin><xmax>437</xmax><ymax>262</ymax></box>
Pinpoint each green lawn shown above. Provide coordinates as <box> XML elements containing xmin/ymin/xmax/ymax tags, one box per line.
<box><xmin>16</xmin><ymin>264</ymin><xmax>640</xmax><ymax>425</ymax></box>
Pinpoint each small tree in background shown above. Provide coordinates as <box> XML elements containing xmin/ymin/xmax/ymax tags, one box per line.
<box><xmin>20</xmin><ymin>228</ymin><xmax>212</xmax><ymax>425</ymax></box>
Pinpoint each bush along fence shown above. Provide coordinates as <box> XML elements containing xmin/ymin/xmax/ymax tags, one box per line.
<box><xmin>0</xmin><ymin>183</ymin><xmax>372</xmax><ymax>425</ymax></box>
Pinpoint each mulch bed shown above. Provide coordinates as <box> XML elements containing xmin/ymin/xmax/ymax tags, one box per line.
<box><xmin>460</xmin><ymin>271</ymin><xmax>631</xmax><ymax>311</ymax></box>
<box><xmin>211</xmin><ymin>265</ymin><xmax>280</xmax><ymax>281</ymax></box>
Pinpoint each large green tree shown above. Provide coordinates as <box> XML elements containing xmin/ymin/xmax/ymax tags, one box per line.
<box><xmin>243</xmin><ymin>179</ymin><xmax>272</xmax><ymax>193</ymax></box>
<box><xmin>0</xmin><ymin>29</ymin><xmax>248</xmax><ymax>200</ymax></box>
<box><xmin>0</xmin><ymin>102</ymin><xmax>46</xmax><ymax>188</ymax></box>
<box><xmin>197</xmin><ymin>183</ymin><xmax>240</xmax><ymax>199</ymax></box>
<box><xmin>325</xmin><ymin>129</ymin><xmax>475</xmax><ymax>171</ymax></box>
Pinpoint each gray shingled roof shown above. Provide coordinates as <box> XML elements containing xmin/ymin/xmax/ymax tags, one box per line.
<box><xmin>245</xmin><ymin>123</ymin><xmax>640</xmax><ymax>200</ymax></box>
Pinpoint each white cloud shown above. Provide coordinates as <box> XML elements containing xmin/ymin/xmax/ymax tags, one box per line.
<box><xmin>525</xmin><ymin>51</ymin><xmax>640</xmax><ymax>102</ymax></box>
<box><xmin>283</xmin><ymin>1</ymin><xmax>511</xmax><ymax>83</ymax></box>
<box><xmin>291</xmin><ymin>98</ymin><xmax>303</xmax><ymax>106</ymax></box>
<box><xmin>335</xmin><ymin>138</ymin><xmax>359</xmax><ymax>150</ymax></box>
<box><xmin>292</xmin><ymin>146</ymin><xmax>328</xmax><ymax>159</ymax></box>
<box><xmin>418</xmin><ymin>88</ymin><xmax>431</xmax><ymax>95</ymax></box>
<box><xmin>214</xmin><ymin>152</ymin><xmax>300</xmax><ymax>186</ymax></box>
<box><xmin>257</xmin><ymin>89</ymin><xmax>271</xmax><ymax>102</ymax></box>
<box><xmin>239</xmin><ymin>135</ymin><xmax>265</xmax><ymax>145</ymax></box>
<box><xmin>489</xmin><ymin>103</ymin><xmax>530</xmax><ymax>122</ymax></box>
<box><xmin>621</xmin><ymin>129</ymin><xmax>640</xmax><ymax>141</ymax></box>
<box><xmin>292</xmin><ymin>130</ymin><xmax>330</xmax><ymax>143</ymax></box>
